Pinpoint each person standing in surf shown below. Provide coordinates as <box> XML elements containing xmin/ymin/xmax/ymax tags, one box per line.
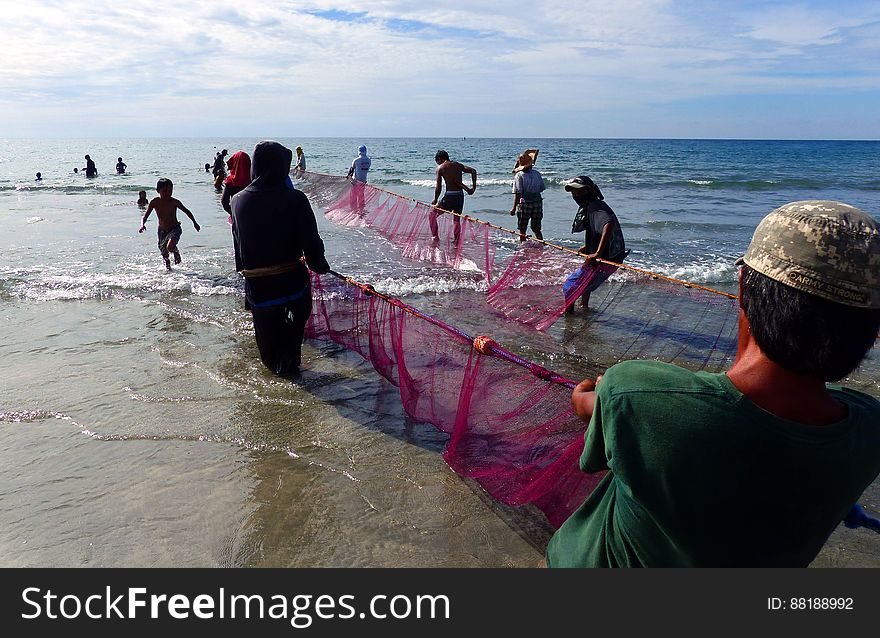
<box><xmin>221</xmin><ymin>150</ymin><xmax>252</xmax><ymax>222</ymax></box>
<box><xmin>430</xmin><ymin>149</ymin><xmax>477</xmax><ymax>244</ymax></box>
<box><xmin>509</xmin><ymin>149</ymin><xmax>545</xmax><ymax>242</ymax></box>
<box><xmin>347</xmin><ymin>144</ymin><xmax>371</xmax><ymax>211</ymax></box>
<box><xmin>212</xmin><ymin>149</ymin><xmax>228</xmax><ymax>191</ymax></box>
<box><xmin>563</xmin><ymin>175</ymin><xmax>626</xmax><ymax>313</ymax></box>
<box><xmin>293</xmin><ymin>146</ymin><xmax>306</xmax><ymax>178</ymax></box>
<box><xmin>231</xmin><ymin>141</ymin><xmax>330</xmax><ymax>376</ymax></box>
<box><xmin>139</xmin><ymin>178</ymin><xmax>201</xmax><ymax>271</ymax></box>
<box><xmin>83</xmin><ymin>154</ymin><xmax>97</xmax><ymax>178</ymax></box>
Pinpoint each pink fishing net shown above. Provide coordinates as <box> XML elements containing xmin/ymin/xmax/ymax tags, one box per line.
<box><xmin>485</xmin><ymin>240</ymin><xmax>621</xmax><ymax>331</ymax></box>
<box><xmin>314</xmin><ymin>174</ymin><xmax>496</xmax><ymax>280</ymax></box>
<box><xmin>305</xmin><ymin>273</ymin><xmax>603</xmax><ymax>527</ymax></box>
<box><xmin>295</xmin><ymin>172</ymin><xmax>352</xmax><ymax>208</ymax></box>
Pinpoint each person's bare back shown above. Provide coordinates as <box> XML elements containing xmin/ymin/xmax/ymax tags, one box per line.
<box><xmin>437</xmin><ymin>160</ymin><xmax>472</xmax><ymax>193</ymax></box>
<box><xmin>431</xmin><ymin>150</ymin><xmax>477</xmax><ymax>208</ymax></box>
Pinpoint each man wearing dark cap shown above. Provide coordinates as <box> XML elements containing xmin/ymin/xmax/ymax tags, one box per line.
<box><xmin>547</xmin><ymin>200</ymin><xmax>880</xmax><ymax>567</ymax></box>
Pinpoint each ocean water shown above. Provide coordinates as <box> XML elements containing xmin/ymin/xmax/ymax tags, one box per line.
<box><xmin>1</xmin><ymin>138</ymin><xmax>878</xmax><ymax>567</ymax></box>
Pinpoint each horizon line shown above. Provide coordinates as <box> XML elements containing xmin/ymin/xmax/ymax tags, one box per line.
<box><xmin>1</xmin><ymin>135</ymin><xmax>878</xmax><ymax>143</ymax></box>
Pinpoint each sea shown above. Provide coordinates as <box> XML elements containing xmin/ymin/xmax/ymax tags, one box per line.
<box><xmin>1</xmin><ymin>137</ymin><xmax>878</xmax><ymax>567</ymax></box>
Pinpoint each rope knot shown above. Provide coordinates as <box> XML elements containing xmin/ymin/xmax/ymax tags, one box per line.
<box><xmin>473</xmin><ymin>335</ymin><xmax>497</xmax><ymax>355</ymax></box>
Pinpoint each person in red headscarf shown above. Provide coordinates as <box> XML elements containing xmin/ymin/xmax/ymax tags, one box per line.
<box><xmin>221</xmin><ymin>150</ymin><xmax>252</xmax><ymax>223</ymax></box>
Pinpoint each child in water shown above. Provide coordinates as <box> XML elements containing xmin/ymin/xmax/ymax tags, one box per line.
<box><xmin>137</xmin><ymin>190</ymin><xmax>148</xmax><ymax>206</ymax></box>
<box><xmin>116</xmin><ymin>157</ymin><xmax>127</xmax><ymax>174</ymax></box>
<box><xmin>138</xmin><ymin>178</ymin><xmax>200</xmax><ymax>271</ymax></box>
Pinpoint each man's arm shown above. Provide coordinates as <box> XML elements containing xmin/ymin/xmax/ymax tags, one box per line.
<box><xmin>571</xmin><ymin>376</ymin><xmax>601</xmax><ymax>421</ymax></box>
<box><xmin>176</xmin><ymin>199</ymin><xmax>201</xmax><ymax>231</ymax></box>
<box><xmin>462</xmin><ymin>165</ymin><xmax>477</xmax><ymax>195</ymax></box>
<box><xmin>579</xmin><ymin>374</ymin><xmax>610</xmax><ymax>474</ymax></box>
<box><xmin>138</xmin><ymin>201</ymin><xmax>154</xmax><ymax>233</ymax></box>
<box><xmin>432</xmin><ymin>168</ymin><xmax>442</xmax><ymax>206</ymax></box>
<box><xmin>584</xmin><ymin>222</ymin><xmax>612</xmax><ymax>263</ymax></box>
<box><xmin>347</xmin><ymin>159</ymin><xmax>355</xmax><ymax>179</ymax></box>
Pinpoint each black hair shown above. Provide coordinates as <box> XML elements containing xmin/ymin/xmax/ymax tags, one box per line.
<box><xmin>156</xmin><ymin>178</ymin><xmax>173</xmax><ymax>190</ymax></box>
<box><xmin>581</xmin><ymin>177</ymin><xmax>604</xmax><ymax>201</ymax></box>
<box><xmin>740</xmin><ymin>264</ymin><xmax>880</xmax><ymax>381</ymax></box>
<box><xmin>435</xmin><ymin>150</ymin><xmax>449</xmax><ymax>162</ymax></box>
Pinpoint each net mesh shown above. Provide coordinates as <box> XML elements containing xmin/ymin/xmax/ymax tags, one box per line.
<box><xmin>306</xmin><ymin>173</ymin><xmax>496</xmax><ymax>280</ymax></box>
<box><xmin>305</xmin><ymin>274</ymin><xmax>602</xmax><ymax>527</ymax></box>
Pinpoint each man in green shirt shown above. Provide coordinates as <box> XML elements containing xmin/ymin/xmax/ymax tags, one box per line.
<box><xmin>547</xmin><ymin>200</ymin><xmax>880</xmax><ymax>567</ymax></box>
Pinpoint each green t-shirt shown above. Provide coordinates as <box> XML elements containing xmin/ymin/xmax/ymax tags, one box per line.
<box><xmin>546</xmin><ymin>360</ymin><xmax>880</xmax><ymax>567</ymax></box>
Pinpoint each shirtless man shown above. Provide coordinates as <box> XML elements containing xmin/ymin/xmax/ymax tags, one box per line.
<box><xmin>430</xmin><ymin>149</ymin><xmax>477</xmax><ymax>243</ymax></box>
<box><xmin>139</xmin><ymin>178</ymin><xmax>200</xmax><ymax>271</ymax></box>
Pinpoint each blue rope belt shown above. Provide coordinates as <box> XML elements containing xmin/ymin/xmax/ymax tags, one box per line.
<box><xmin>248</xmin><ymin>285</ymin><xmax>308</xmax><ymax>309</ymax></box>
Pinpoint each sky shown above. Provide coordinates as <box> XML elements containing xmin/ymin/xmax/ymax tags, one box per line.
<box><xmin>1</xmin><ymin>0</ymin><xmax>879</xmax><ymax>139</ymax></box>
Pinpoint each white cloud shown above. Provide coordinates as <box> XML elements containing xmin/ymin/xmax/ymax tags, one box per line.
<box><xmin>0</xmin><ymin>0</ymin><xmax>878</xmax><ymax>137</ymax></box>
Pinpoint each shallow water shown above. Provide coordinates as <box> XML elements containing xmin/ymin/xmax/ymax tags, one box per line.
<box><xmin>1</xmin><ymin>138</ymin><xmax>878</xmax><ymax>566</ymax></box>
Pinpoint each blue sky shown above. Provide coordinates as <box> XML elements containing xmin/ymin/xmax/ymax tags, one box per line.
<box><xmin>1</xmin><ymin>0</ymin><xmax>878</xmax><ymax>139</ymax></box>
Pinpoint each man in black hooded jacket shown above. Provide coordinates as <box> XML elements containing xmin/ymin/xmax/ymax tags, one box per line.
<box><xmin>231</xmin><ymin>140</ymin><xmax>331</xmax><ymax>375</ymax></box>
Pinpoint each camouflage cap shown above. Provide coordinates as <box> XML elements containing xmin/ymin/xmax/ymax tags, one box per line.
<box><xmin>736</xmin><ymin>200</ymin><xmax>880</xmax><ymax>308</ymax></box>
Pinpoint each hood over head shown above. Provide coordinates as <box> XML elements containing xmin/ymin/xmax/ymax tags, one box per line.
<box><xmin>225</xmin><ymin>151</ymin><xmax>252</xmax><ymax>188</ymax></box>
<box><xmin>250</xmin><ymin>141</ymin><xmax>292</xmax><ymax>187</ymax></box>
